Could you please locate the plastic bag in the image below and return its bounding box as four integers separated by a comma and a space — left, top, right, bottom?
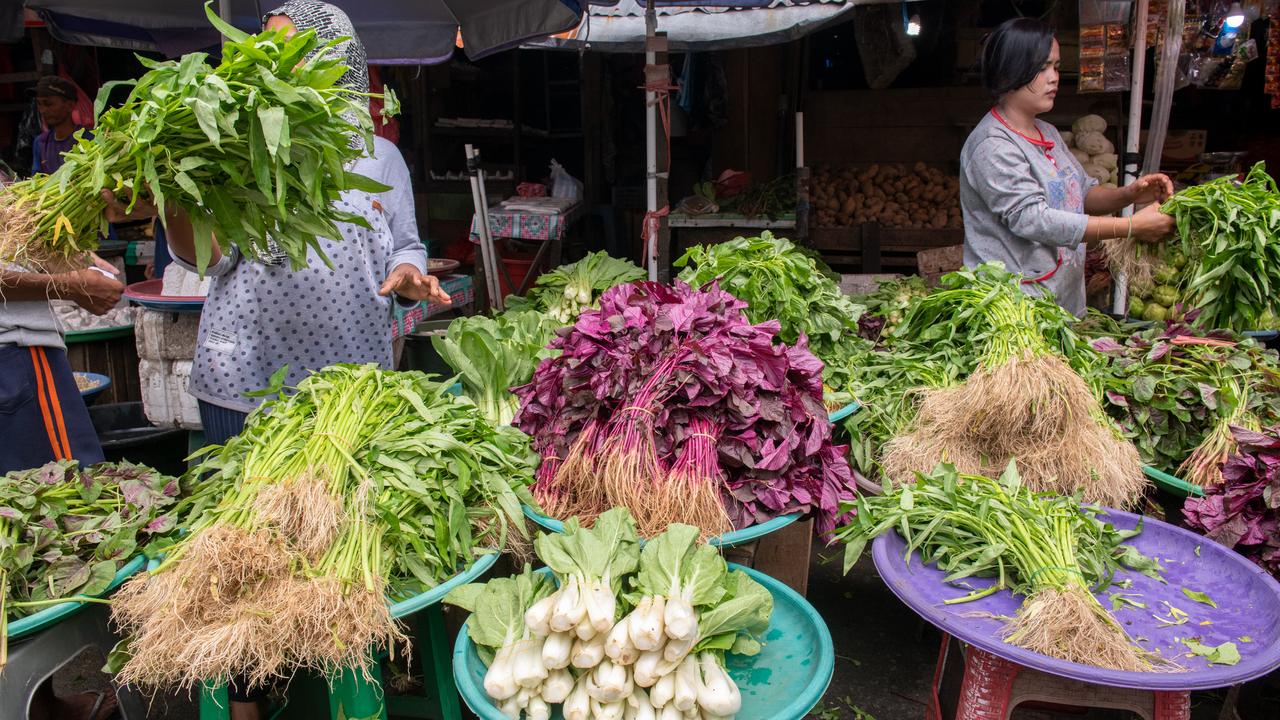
549, 159, 583, 201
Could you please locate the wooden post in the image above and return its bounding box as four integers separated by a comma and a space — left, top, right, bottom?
861, 223, 882, 273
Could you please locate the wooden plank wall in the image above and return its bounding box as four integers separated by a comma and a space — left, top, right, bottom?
803, 86, 1121, 169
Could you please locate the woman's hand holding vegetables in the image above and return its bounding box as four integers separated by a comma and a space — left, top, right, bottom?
1131, 203, 1177, 244
1125, 173, 1175, 206
379, 263, 451, 304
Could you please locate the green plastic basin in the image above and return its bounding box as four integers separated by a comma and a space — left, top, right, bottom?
1143, 465, 1205, 498
452, 563, 834, 720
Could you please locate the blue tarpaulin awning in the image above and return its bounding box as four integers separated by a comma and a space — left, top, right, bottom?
23, 0, 589, 63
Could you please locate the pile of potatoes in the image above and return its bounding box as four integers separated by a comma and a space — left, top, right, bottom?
811, 162, 962, 230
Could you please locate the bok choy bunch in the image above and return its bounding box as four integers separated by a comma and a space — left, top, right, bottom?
433, 310, 561, 426
447, 508, 772, 720
504, 251, 646, 324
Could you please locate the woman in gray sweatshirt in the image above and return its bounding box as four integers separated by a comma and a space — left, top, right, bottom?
960, 17, 1176, 316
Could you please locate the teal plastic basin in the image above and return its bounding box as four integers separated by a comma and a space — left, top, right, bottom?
828, 400, 861, 423
521, 505, 799, 549
388, 552, 499, 619
6, 555, 146, 640
452, 563, 834, 720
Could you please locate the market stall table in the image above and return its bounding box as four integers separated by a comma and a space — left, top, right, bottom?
872, 507, 1280, 719
469, 197, 583, 304
452, 563, 834, 720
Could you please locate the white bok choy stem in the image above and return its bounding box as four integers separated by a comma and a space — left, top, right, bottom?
695, 652, 741, 716
535, 508, 642, 639
444, 566, 556, 704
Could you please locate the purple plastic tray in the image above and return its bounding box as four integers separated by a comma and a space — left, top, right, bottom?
872, 507, 1280, 690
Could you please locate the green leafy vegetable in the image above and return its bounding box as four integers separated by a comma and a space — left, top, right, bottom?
1181, 588, 1218, 608
433, 310, 561, 425
111, 364, 537, 691
834, 463, 1170, 671
1, 460, 180, 671
504, 251, 645, 323
1162, 162, 1280, 330
675, 231, 866, 380
1180, 639, 1241, 666
0, 2, 394, 272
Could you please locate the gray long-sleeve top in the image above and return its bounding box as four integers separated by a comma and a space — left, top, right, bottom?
173, 136, 427, 412
960, 111, 1098, 316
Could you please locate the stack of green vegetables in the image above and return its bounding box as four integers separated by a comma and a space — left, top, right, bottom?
835, 463, 1173, 671
0, 4, 395, 273
849, 276, 930, 342
433, 310, 562, 426
1092, 320, 1280, 487
1126, 247, 1190, 323
674, 232, 868, 387
505, 252, 646, 324
1, 460, 179, 670
447, 507, 772, 720
1113, 162, 1280, 330
829, 264, 1143, 508
111, 364, 536, 692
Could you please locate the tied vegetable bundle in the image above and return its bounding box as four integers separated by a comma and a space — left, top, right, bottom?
433, 310, 562, 426
1091, 317, 1280, 487
1183, 424, 1280, 578
446, 508, 771, 720
835, 464, 1174, 671
879, 264, 1145, 508
505, 252, 646, 324
513, 281, 858, 539
111, 364, 536, 691
0, 4, 394, 273
0, 461, 179, 670
674, 232, 866, 384
1110, 162, 1280, 330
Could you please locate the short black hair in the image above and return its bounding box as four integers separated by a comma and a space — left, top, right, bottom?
981, 17, 1055, 98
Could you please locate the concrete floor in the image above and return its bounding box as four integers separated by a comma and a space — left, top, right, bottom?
45, 541, 1280, 720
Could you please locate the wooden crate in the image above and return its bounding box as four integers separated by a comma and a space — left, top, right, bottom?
918, 244, 965, 287
811, 224, 963, 275
65, 334, 142, 405
839, 273, 903, 296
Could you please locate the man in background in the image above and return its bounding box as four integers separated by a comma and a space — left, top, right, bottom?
31, 75, 85, 174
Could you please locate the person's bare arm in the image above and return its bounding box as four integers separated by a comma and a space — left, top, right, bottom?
1084, 174, 1176, 216
0, 266, 124, 314
1081, 203, 1176, 244
99, 190, 219, 267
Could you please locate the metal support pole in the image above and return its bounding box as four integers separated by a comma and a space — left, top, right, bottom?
644, 0, 659, 280
466, 144, 504, 311
1114, 0, 1151, 316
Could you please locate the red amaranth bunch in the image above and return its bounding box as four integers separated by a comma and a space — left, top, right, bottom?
514, 280, 858, 537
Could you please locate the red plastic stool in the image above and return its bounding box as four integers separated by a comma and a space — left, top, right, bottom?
930, 634, 1191, 720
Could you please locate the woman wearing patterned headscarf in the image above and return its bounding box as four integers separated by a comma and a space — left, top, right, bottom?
104, 8, 446, 713
110, 1, 447, 433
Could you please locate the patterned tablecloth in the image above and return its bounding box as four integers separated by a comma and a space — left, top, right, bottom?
392, 274, 473, 339
469, 201, 583, 244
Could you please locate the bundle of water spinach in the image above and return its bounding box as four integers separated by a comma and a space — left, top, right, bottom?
0, 3, 395, 272
834, 463, 1178, 672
